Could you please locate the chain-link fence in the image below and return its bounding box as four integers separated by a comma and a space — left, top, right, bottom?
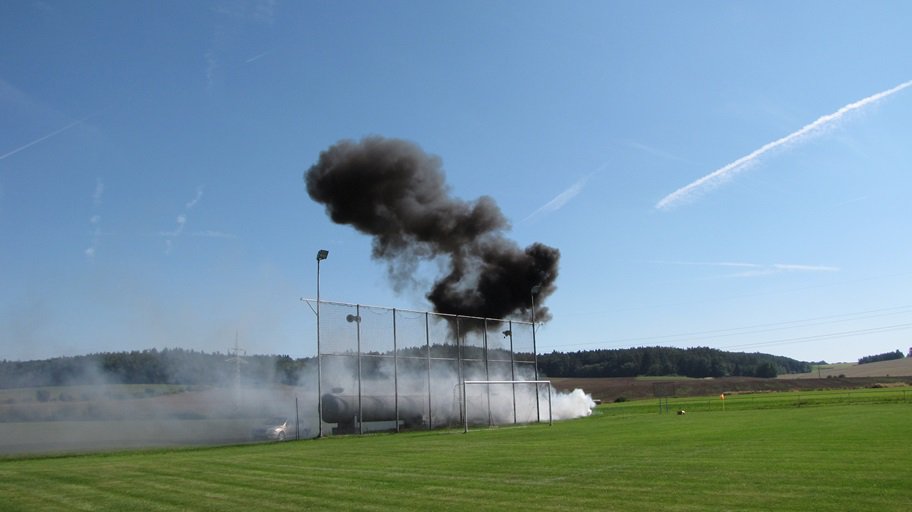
311, 300, 541, 435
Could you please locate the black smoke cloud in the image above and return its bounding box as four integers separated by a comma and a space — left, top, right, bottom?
305, 136, 559, 322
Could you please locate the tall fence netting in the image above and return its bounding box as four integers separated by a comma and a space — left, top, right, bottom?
314, 300, 542, 435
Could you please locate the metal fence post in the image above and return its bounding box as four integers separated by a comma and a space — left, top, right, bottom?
356, 304, 363, 435
508, 320, 516, 425
393, 308, 399, 433
425, 312, 432, 430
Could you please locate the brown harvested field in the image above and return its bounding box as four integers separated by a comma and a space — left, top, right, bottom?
781, 357, 912, 379
551, 374, 912, 403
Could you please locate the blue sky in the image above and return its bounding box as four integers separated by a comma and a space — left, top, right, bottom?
2, 1, 910, 363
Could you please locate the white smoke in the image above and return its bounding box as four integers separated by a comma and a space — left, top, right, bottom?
0, 353, 319, 455
548, 388, 597, 420
313, 353, 595, 432
656, 79, 912, 210
0, 351, 596, 455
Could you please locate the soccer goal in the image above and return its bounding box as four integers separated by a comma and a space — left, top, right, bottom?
653, 381, 676, 414
461, 380, 553, 433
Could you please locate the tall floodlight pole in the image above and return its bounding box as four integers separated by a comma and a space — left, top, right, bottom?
316, 249, 329, 437
531, 284, 542, 422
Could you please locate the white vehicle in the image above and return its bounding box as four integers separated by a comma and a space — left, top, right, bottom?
251, 417, 291, 441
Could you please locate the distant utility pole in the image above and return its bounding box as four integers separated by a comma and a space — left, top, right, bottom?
226, 332, 247, 409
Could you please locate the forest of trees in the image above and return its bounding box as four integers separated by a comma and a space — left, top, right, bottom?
0, 345, 813, 389
858, 350, 905, 365
537, 346, 811, 379
0, 349, 311, 389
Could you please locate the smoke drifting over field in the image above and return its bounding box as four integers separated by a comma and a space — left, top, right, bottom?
0, 353, 320, 455
305, 136, 560, 322
1, 137, 581, 455
0, 351, 593, 455
318, 352, 595, 431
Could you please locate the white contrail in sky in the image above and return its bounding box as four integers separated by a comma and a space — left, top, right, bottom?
162, 187, 205, 253
522, 173, 593, 223
656, 79, 912, 210
185, 186, 204, 209
0, 113, 95, 161
85, 178, 104, 260
92, 177, 105, 207
653, 260, 840, 277
245, 50, 272, 64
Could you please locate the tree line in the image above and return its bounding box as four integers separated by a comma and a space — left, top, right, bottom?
0, 345, 815, 389
0, 348, 312, 389
857, 350, 905, 365
537, 346, 812, 379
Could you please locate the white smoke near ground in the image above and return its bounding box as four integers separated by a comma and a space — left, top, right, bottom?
0, 353, 319, 455
313, 346, 594, 434
656, 79, 912, 210
1, 300, 595, 454
0, 347, 595, 455
305, 303, 595, 434
550, 388, 597, 419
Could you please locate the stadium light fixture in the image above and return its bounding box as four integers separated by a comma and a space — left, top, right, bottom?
316, 249, 329, 437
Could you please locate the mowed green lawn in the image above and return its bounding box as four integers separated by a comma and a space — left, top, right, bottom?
1, 395, 910, 511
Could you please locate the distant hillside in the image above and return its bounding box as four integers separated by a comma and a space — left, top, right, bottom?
0, 349, 312, 389
1, 345, 815, 389
538, 346, 810, 379
780, 357, 912, 379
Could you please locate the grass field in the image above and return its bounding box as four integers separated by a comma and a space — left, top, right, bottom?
612, 386, 911, 415
1, 390, 910, 511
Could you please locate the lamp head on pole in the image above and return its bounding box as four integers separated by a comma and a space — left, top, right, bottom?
531, 284, 541, 295
316, 249, 329, 261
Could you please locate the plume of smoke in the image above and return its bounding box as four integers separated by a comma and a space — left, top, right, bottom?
305, 136, 560, 322
656, 79, 912, 210
549, 388, 597, 419
0, 348, 594, 454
